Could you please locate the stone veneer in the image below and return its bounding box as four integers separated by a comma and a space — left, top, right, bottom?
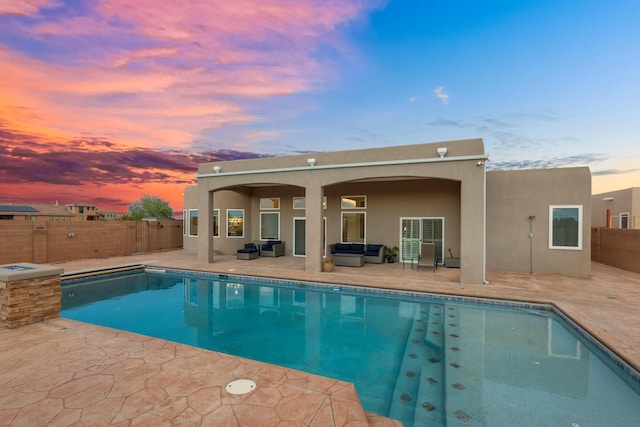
0, 263, 63, 329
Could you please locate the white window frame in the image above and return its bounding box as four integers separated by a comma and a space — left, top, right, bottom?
212, 209, 220, 238
549, 205, 583, 250
260, 212, 280, 240
341, 195, 366, 209
293, 196, 328, 210
619, 212, 630, 229
183, 210, 187, 236
341, 211, 366, 243
293, 197, 306, 210
227, 209, 245, 238
188, 209, 198, 237
260, 197, 280, 210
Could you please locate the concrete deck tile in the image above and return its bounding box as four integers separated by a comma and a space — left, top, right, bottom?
172, 407, 203, 426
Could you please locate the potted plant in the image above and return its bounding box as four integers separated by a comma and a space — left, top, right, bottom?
322, 258, 335, 272
384, 245, 399, 263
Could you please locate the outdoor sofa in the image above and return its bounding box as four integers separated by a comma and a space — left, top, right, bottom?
329, 243, 385, 265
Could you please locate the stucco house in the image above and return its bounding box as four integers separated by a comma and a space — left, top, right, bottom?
183, 138, 591, 284
0, 203, 76, 221
591, 187, 640, 229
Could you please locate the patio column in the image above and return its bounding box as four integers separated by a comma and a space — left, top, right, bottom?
305, 184, 324, 273
459, 170, 486, 284
198, 187, 214, 263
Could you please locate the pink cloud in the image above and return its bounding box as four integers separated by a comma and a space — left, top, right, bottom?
0, 0, 56, 16
1, 0, 386, 152
1, 0, 388, 211
100, 0, 366, 40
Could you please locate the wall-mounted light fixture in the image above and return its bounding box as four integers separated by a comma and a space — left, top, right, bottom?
603, 197, 614, 201
213, 166, 222, 174
476, 160, 485, 166
437, 147, 448, 158
307, 158, 317, 167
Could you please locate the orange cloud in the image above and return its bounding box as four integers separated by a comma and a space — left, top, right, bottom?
0, 0, 387, 211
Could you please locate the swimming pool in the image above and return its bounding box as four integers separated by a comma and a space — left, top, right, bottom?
61, 269, 640, 426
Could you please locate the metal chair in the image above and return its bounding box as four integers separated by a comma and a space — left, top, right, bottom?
416, 243, 437, 272
401, 240, 416, 269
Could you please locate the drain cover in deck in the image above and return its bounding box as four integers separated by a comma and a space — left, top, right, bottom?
225, 379, 257, 395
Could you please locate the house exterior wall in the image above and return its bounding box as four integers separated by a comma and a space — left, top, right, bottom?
591, 187, 640, 229
183, 188, 253, 255
190, 139, 487, 283
486, 168, 591, 276
185, 139, 592, 282
65, 203, 100, 221
184, 180, 463, 259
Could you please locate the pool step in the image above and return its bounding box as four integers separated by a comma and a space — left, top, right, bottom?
413, 364, 445, 427
424, 304, 444, 352
441, 305, 486, 427
388, 304, 444, 426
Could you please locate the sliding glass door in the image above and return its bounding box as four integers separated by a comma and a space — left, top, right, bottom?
400, 217, 444, 264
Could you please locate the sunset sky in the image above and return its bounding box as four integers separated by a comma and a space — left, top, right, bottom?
1, 0, 639, 215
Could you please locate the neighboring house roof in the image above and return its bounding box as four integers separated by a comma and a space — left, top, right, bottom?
0, 203, 76, 217
65, 202, 98, 208
0, 205, 38, 213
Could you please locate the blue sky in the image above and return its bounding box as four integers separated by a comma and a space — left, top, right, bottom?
197, 0, 640, 182
1, 0, 638, 211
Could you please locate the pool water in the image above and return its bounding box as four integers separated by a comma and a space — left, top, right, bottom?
61, 270, 640, 427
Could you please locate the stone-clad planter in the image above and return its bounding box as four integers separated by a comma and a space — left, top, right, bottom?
0, 263, 63, 329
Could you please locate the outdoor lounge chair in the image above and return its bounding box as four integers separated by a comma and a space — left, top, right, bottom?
260, 240, 285, 257
416, 243, 437, 272
237, 243, 258, 260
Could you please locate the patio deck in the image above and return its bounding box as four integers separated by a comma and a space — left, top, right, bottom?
2, 250, 639, 426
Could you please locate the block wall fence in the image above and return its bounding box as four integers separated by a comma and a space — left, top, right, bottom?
0, 219, 183, 265
591, 227, 640, 274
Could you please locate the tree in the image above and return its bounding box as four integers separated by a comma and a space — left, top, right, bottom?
122, 195, 173, 220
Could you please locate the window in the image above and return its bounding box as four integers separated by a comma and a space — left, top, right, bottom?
183, 210, 187, 236
227, 209, 244, 237
212, 209, 220, 237
293, 197, 327, 210
188, 209, 198, 236
260, 212, 280, 240
260, 198, 280, 210
293, 197, 305, 210
549, 205, 582, 250
620, 212, 630, 229
342, 212, 366, 243
341, 195, 366, 209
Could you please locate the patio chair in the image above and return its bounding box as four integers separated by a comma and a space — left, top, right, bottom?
401, 240, 416, 269
260, 240, 285, 257
416, 243, 437, 272
237, 243, 258, 260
